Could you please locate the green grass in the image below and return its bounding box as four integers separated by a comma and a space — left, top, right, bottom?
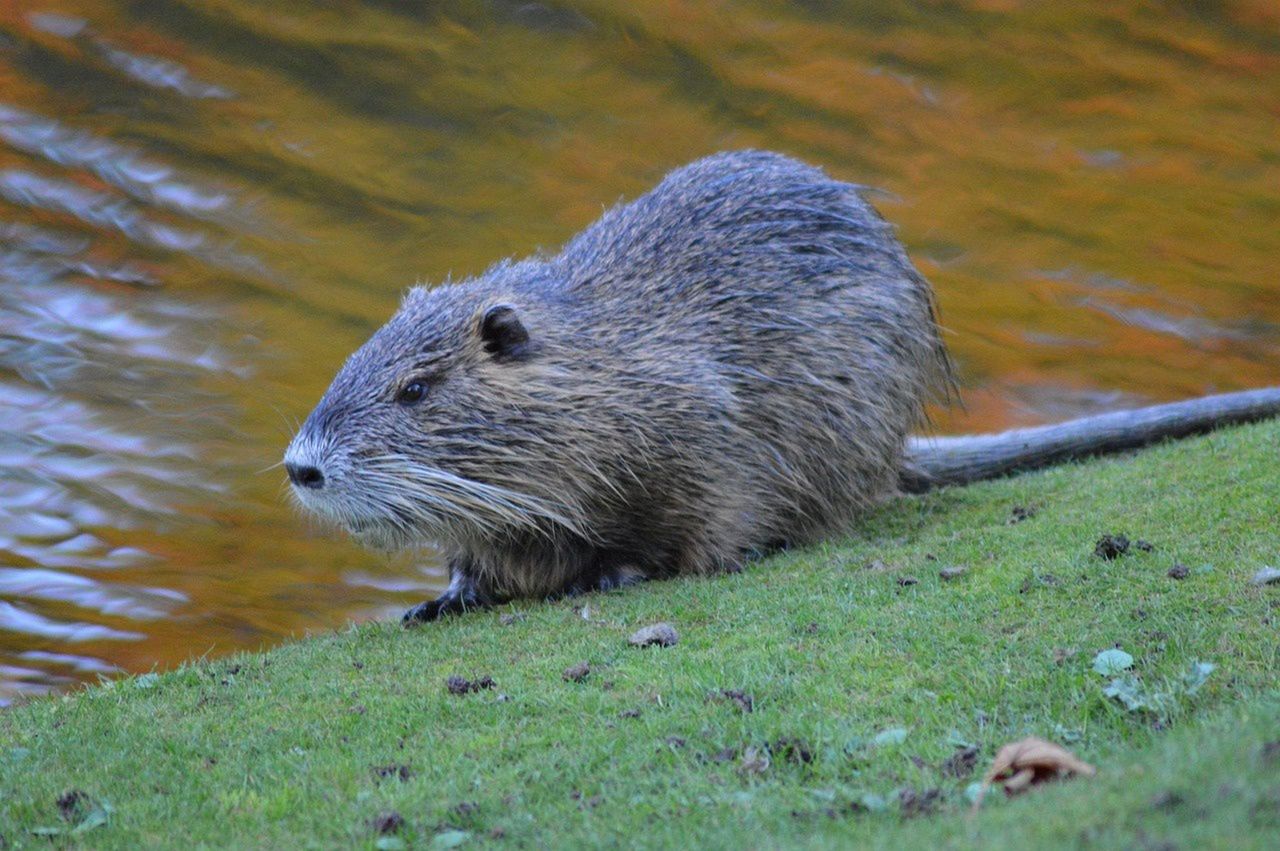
3, 421, 1280, 849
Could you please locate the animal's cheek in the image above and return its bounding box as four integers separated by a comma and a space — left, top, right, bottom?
390, 415, 450, 458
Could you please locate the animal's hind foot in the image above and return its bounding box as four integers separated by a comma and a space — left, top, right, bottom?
562, 566, 649, 597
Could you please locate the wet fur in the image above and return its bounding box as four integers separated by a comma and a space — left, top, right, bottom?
285, 151, 953, 620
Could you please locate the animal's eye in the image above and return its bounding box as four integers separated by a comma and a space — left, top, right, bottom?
397, 381, 427, 406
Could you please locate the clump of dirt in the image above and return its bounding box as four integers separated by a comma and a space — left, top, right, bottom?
371, 811, 405, 835
939, 565, 967, 581
1135, 540, 1155, 552
710, 689, 754, 713
56, 790, 90, 822
898, 787, 942, 818
628, 622, 678, 647
1008, 504, 1038, 524
563, 662, 591, 683
1167, 564, 1190, 580
896, 575, 919, 587
1094, 534, 1131, 560
942, 745, 980, 779
446, 675, 495, 695
499, 612, 527, 625
371, 765, 414, 783
770, 737, 814, 764
619, 708, 641, 719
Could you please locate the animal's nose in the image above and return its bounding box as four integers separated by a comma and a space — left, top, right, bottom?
286, 462, 325, 490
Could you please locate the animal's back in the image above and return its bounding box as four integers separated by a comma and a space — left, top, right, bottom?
553, 150, 952, 543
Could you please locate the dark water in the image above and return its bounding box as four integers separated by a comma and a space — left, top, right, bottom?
1, 0, 1278, 702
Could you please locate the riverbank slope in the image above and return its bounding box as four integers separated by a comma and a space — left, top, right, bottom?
3, 420, 1279, 848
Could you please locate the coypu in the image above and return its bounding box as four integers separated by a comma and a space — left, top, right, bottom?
284, 150, 1280, 623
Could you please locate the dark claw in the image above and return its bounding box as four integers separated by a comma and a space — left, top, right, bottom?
402, 583, 494, 626
401, 596, 460, 625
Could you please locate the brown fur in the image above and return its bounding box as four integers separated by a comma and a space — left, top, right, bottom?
284, 150, 953, 620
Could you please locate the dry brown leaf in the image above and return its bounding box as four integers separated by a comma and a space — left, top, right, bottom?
973, 737, 1095, 809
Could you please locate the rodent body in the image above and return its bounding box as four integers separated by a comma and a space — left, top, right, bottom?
286, 150, 953, 620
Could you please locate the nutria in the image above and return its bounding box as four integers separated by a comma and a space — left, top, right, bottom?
284, 150, 1280, 622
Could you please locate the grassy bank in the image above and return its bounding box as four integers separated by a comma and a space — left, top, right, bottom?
3, 421, 1280, 848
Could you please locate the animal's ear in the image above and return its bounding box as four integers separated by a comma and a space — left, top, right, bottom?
478, 304, 531, 360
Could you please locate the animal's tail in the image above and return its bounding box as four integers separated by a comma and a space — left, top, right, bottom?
900, 387, 1280, 493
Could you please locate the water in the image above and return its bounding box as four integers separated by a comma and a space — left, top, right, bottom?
1, 0, 1277, 702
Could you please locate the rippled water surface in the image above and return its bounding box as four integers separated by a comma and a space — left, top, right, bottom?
2, 0, 1278, 701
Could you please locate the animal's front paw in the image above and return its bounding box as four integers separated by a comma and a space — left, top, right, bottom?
401, 596, 458, 625
402, 567, 497, 626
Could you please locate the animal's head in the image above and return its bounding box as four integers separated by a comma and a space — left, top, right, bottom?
283, 273, 585, 550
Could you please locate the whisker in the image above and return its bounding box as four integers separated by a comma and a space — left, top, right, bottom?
257, 458, 286, 475
358, 454, 588, 543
